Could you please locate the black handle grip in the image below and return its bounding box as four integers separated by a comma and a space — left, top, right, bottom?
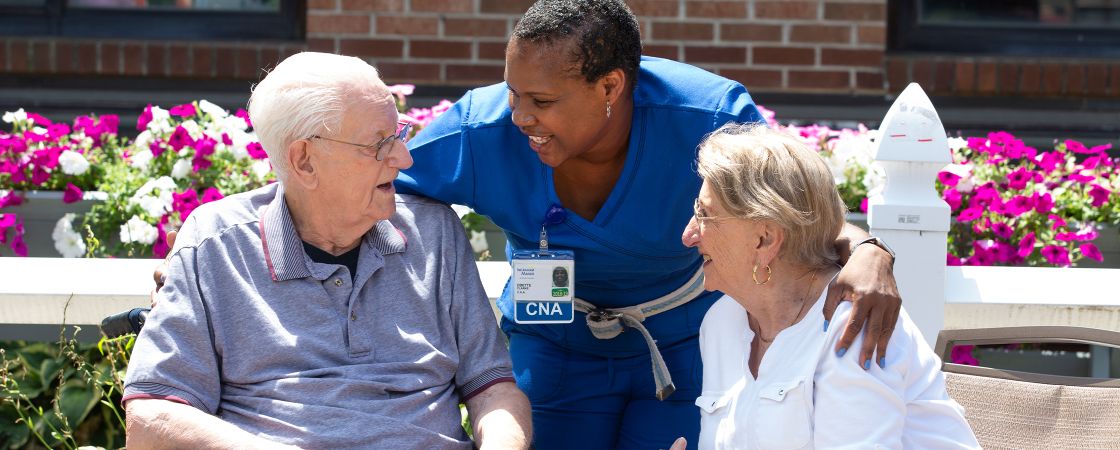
100, 308, 150, 338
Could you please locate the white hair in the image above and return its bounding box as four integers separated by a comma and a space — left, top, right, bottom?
248, 52, 388, 182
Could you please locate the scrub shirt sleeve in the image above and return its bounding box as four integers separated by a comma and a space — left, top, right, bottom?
122, 245, 222, 414
396, 91, 479, 208
717, 83, 765, 127
444, 207, 514, 400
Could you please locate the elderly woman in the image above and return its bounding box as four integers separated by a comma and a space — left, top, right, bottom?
680, 124, 979, 449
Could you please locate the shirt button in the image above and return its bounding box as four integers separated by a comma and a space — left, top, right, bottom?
350, 312, 357, 321
334, 278, 343, 287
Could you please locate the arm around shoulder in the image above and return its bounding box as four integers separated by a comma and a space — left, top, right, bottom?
126, 398, 298, 450
464, 381, 532, 450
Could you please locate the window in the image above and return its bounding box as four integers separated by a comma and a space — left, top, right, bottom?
0, 0, 303, 40
889, 0, 1120, 57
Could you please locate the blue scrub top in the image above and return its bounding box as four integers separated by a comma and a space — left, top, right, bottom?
397, 56, 762, 357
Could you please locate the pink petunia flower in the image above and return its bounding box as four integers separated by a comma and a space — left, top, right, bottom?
947, 253, 964, 266
1017, 232, 1036, 259
235, 109, 252, 128
938, 171, 961, 187
0, 191, 23, 209
172, 189, 200, 222
951, 345, 979, 366
1005, 167, 1032, 190
990, 222, 1013, 239
943, 188, 961, 211
1041, 245, 1071, 266
62, 183, 83, 204
168, 126, 195, 152
246, 142, 268, 160
1088, 184, 1111, 208
1080, 243, 1104, 262
1048, 214, 1067, 230
201, 187, 224, 204
169, 103, 197, 118
859, 197, 868, 213
958, 207, 983, 222
1035, 151, 1064, 173
1033, 192, 1054, 215
1003, 195, 1035, 217
137, 104, 154, 131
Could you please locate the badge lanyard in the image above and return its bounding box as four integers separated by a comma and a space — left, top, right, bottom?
512, 204, 575, 324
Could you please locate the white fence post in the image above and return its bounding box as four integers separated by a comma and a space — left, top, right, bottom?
868, 83, 952, 347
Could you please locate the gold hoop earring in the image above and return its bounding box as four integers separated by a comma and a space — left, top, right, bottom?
606, 102, 612, 120
752, 264, 771, 285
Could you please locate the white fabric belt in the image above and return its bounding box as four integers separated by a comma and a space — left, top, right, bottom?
573, 267, 706, 401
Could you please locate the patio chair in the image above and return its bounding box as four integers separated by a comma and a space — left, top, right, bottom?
935, 326, 1120, 450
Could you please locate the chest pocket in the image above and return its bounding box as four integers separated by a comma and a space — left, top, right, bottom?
696, 392, 735, 450
753, 378, 812, 450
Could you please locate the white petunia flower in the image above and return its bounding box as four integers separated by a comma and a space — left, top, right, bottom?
947, 136, 967, 151
222, 115, 249, 132
171, 159, 192, 179
180, 120, 202, 139
251, 159, 272, 179
119, 215, 158, 245
134, 196, 169, 218
469, 230, 489, 254
134, 130, 154, 150
147, 106, 172, 134
129, 149, 153, 170
58, 150, 91, 175
52, 214, 86, 258
2, 108, 27, 124
450, 204, 473, 219
198, 100, 228, 119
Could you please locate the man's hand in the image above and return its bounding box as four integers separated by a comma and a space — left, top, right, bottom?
464, 381, 532, 450
823, 225, 902, 370
150, 230, 177, 307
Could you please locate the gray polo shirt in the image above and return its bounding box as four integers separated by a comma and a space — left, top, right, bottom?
123, 182, 513, 449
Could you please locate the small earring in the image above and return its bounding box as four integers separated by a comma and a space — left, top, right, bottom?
752, 264, 771, 285
606, 102, 612, 120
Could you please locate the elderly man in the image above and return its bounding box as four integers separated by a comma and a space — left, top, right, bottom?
122, 52, 531, 449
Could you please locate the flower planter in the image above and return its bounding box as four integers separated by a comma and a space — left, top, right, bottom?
1, 190, 106, 257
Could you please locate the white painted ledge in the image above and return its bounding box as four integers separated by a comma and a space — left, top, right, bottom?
945, 266, 1120, 331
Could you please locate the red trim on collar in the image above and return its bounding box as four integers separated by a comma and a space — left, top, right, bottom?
395, 226, 407, 246
259, 205, 278, 281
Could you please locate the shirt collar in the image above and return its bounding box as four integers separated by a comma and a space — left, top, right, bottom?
259, 184, 406, 282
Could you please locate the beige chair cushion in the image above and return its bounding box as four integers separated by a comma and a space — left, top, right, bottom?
946, 371, 1120, 449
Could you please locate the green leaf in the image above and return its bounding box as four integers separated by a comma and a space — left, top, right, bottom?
0, 405, 31, 449
57, 379, 99, 427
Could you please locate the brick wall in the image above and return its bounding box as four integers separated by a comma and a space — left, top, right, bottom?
886, 55, 1120, 98
3, 0, 1120, 101
305, 0, 889, 93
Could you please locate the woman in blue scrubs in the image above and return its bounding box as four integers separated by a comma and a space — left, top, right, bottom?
397, 1, 902, 448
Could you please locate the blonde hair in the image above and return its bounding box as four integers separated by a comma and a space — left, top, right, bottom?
248, 52, 388, 182
697, 123, 845, 269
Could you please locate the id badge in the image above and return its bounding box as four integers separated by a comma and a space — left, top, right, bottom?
511, 249, 575, 324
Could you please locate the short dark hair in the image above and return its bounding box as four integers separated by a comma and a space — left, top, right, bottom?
512, 0, 642, 92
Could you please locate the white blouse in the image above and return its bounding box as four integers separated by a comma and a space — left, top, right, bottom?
696, 292, 979, 450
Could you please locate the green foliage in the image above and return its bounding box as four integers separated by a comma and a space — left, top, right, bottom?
0, 330, 133, 450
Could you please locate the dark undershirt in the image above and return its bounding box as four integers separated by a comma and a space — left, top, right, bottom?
302, 241, 361, 282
